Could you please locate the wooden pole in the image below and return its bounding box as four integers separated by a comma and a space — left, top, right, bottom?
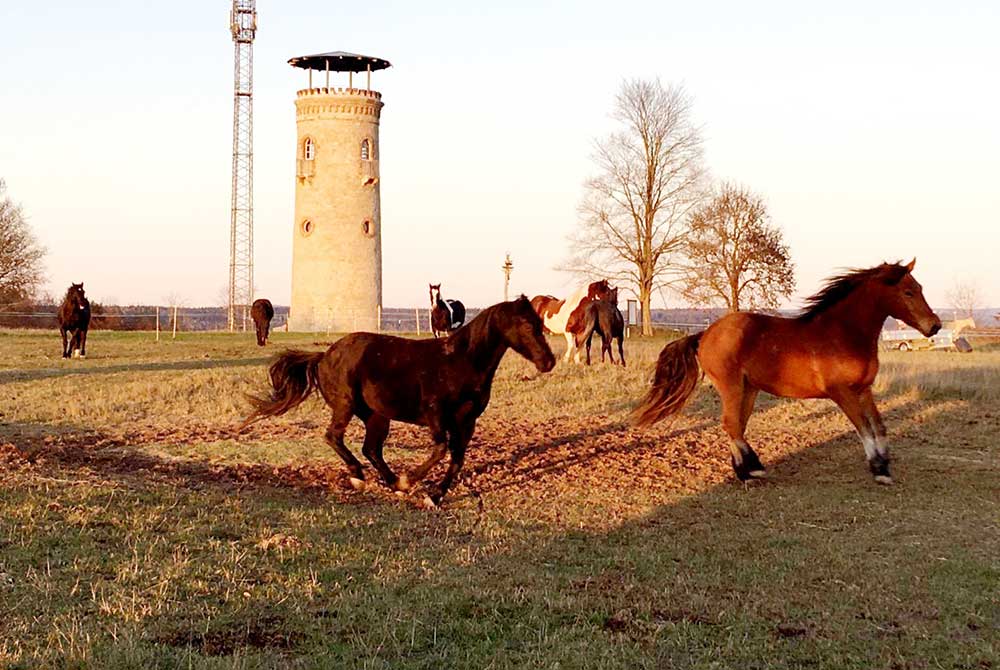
415, 308, 420, 336
366, 64, 371, 90
172, 305, 178, 339
349, 71, 353, 89
325, 59, 329, 89
155, 306, 160, 341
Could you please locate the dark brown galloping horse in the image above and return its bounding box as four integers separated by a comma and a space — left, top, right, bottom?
251, 298, 274, 346
632, 260, 941, 484
58, 283, 91, 359
242, 296, 556, 506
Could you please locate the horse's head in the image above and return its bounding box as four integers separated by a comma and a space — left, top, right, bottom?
67, 283, 87, 308
878, 259, 941, 337
587, 279, 613, 301
429, 283, 441, 306
501, 296, 556, 373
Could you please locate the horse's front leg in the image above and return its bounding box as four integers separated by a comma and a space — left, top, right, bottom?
829, 386, 891, 484
60, 327, 69, 358
399, 414, 449, 491
79, 328, 88, 358
858, 388, 891, 483
563, 331, 577, 363
425, 420, 475, 508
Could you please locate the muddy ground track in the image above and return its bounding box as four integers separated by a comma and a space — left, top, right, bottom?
2, 397, 960, 508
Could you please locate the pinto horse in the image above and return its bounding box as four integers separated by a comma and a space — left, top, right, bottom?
429, 284, 466, 338
576, 287, 626, 366
58, 283, 91, 359
632, 260, 941, 485
242, 296, 555, 506
251, 298, 274, 346
531, 279, 612, 363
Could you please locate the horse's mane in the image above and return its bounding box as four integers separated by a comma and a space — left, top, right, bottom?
798, 262, 909, 320
445, 297, 530, 359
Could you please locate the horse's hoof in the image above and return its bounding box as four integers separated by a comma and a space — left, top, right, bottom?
748, 469, 768, 479
395, 473, 410, 492
874, 475, 894, 485
348, 477, 366, 491
421, 495, 439, 510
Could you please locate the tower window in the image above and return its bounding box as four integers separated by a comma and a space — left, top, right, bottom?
301, 219, 314, 236
362, 219, 374, 237
303, 137, 315, 160
360, 139, 370, 161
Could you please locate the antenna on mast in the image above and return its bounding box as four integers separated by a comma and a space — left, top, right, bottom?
228, 0, 257, 331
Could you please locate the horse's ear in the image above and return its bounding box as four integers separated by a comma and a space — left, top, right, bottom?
905, 258, 916, 272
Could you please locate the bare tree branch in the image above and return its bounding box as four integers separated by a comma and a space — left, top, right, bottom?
0, 179, 46, 306
561, 80, 706, 334
679, 182, 795, 312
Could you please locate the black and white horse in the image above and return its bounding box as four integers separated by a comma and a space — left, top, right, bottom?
429, 284, 466, 338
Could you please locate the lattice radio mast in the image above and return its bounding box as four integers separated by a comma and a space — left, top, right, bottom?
228, 0, 257, 331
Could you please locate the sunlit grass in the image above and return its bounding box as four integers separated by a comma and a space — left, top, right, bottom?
0, 329, 997, 668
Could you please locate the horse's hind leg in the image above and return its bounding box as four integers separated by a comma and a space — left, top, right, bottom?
617, 336, 626, 367
60, 327, 69, 358
324, 405, 366, 490
79, 329, 88, 358
719, 381, 765, 481
360, 414, 404, 491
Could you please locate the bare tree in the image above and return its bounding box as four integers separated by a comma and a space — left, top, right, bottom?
565, 80, 706, 335
681, 182, 794, 312
945, 280, 982, 320
0, 179, 45, 305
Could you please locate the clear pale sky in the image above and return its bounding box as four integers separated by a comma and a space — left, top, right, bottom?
2, 1, 997, 310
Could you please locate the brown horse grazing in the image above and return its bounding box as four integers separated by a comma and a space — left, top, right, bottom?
58, 283, 91, 359
241, 296, 556, 506
631, 260, 941, 485
251, 298, 274, 346
576, 287, 626, 366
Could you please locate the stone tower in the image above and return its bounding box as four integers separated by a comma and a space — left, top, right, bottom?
287, 51, 391, 332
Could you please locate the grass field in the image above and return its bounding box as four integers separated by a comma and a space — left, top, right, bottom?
1, 328, 998, 669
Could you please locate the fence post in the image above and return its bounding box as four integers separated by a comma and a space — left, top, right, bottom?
415, 308, 420, 336
172, 305, 178, 339
155, 306, 160, 341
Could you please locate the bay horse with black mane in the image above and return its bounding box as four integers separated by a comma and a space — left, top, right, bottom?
242, 296, 555, 507
576, 286, 626, 366
531, 279, 613, 364
429, 283, 466, 338
251, 298, 274, 346
632, 260, 941, 485
58, 283, 91, 359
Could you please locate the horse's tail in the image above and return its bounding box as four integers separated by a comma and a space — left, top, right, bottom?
240, 349, 324, 430
630, 332, 704, 427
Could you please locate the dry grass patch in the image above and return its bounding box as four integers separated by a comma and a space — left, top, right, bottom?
1, 329, 998, 668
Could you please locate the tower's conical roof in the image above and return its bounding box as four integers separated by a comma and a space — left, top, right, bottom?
288, 51, 391, 72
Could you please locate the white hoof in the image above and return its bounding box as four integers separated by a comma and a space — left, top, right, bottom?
748, 470, 768, 479
396, 473, 410, 492
421, 495, 439, 510
874, 475, 894, 486
348, 477, 366, 491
